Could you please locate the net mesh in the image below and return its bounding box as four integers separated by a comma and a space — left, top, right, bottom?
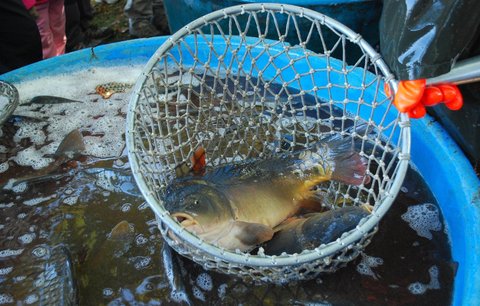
127, 3, 410, 282
0, 81, 19, 126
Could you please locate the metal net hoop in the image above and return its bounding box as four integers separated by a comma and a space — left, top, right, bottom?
0, 81, 19, 126
126, 3, 410, 281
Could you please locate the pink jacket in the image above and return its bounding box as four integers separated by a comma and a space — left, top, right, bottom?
22, 0, 36, 9
34, 0, 49, 6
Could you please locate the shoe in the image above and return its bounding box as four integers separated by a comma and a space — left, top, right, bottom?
129, 19, 161, 38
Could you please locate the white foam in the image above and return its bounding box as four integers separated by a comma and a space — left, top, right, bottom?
103, 288, 114, 297
356, 253, 383, 279
13, 146, 53, 170
18, 233, 36, 245
63, 188, 74, 195
407, 265, 441, 295
2, 180, 15, 191
121, 203, 132, 212
0, 294, 13, 304
31, 246, 49, 258
196, 273, 213, 291
135, 234, 148, 246
0, 249, 24, 258
171, 290, 189, 303
131, 256, 152, 270
12, 182, 27, 193
13, 275, 26, 282
14, 122, 48, 146
15, 65, 142, 101
0, 203, 13, 208
192, 286, 205, 302
0, 162, 8, 173
114, 159, 125, 167
427, 265, 440, 290
217, 283, 228, 299
24, 294, 39, 304
23, 194, 56, 206
0, 267, 13, 275
8, 65, 143, 170
401, 203, 442, 240
63, 196, 78, 206
408, 282, 427, 295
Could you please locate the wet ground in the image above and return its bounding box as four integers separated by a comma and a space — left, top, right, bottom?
0, 65, 455, 305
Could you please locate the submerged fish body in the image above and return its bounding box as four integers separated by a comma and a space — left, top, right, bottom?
24, 95, 82, 106
3, 129, 85, 188
164, 135, 370, 252
263, 206, 370, 255
84, 167, 142, 197
8, 245, 77, 305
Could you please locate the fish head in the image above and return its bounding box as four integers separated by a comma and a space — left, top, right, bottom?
164, 180, 233, 235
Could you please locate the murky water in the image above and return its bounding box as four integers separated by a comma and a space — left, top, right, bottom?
0, 67, 453, 305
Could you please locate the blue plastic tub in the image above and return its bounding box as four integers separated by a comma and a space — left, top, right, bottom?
1, 37, 479, 305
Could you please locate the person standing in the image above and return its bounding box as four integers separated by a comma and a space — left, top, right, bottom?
34, 0, 67, 58
0, 0, 43, 74
124, 0, 161, 37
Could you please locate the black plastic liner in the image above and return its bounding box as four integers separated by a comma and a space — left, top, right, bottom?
379, 0, 480, 171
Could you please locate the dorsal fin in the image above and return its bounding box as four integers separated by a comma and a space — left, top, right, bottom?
54, 129, 86, 157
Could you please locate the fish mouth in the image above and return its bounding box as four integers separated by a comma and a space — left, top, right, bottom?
171, 212, 198, 227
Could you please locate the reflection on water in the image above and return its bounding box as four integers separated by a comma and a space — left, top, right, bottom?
0, 68, 453, 305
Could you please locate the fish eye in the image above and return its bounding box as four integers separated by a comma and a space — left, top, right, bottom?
194, 199, 199, 205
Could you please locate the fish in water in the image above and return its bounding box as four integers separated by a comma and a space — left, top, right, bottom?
23, 95, 82, 106
108, 220, 135, 242
161, 244, 192, 305
95, 82, 133, 99
164, 134, 370, 252
7, 244, 77, 305
84, 167, 142, 198
262, 206, 370, 255
4, 129, 85, 188
84, 220, 135, 274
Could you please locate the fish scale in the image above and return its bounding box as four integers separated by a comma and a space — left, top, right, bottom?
164, 135, 369, 252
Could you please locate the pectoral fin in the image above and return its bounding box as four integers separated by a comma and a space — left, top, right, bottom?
232, 221, 274, 246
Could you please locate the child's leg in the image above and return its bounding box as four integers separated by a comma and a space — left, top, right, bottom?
49, 0, 67, 56
35, 2, 56, 58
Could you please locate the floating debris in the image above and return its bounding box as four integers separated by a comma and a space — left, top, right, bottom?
95, 82, 133, 99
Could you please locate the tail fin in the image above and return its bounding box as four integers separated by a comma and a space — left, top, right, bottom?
331, 148, 370, 185
325, 135, 370, 186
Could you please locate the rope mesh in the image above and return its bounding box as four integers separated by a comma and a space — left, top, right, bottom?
127, 3, 410, 282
